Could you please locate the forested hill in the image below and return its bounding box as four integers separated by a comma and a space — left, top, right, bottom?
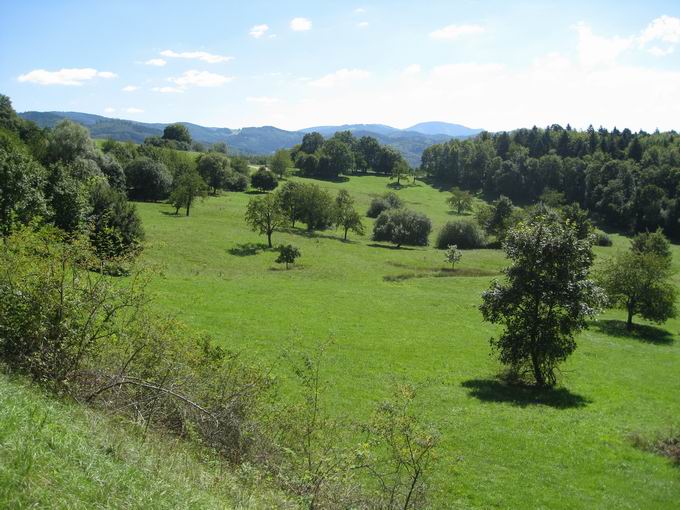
421, 125, 680, 238
19, 111, 479, 164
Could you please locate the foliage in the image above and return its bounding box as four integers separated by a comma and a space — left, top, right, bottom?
245, 194, 286, 247
125, 157, 172, 201
162, 123, 192, 145
444, 245, 462, 269
373, 209, 432, 248
593, 231, 613, 246
367, 192, 403, 218
480, 213, 605, 386
271, 149, 293, 179
223, 170, 249, 192
447, 186, 473, 214
197, 152, 230, 194
277, 181, 305, 227
297, 184, 334, 232
275, 244, 301, 269
251, 166, 279, 192
435, 220, 486, 250
333, 189, 364, 241
476, 195, 517, 242
169, 170, 208, 216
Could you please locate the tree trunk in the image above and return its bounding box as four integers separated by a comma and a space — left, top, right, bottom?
267, 231, 272, 248
531, 352, 545, 386
185, 198, 192, 217
626, 306, 634, 331
344, 227, 348, 241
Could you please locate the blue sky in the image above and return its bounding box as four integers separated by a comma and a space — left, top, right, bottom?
2, 0, 680, 131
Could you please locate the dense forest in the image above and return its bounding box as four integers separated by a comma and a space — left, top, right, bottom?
421, 125, 680, 238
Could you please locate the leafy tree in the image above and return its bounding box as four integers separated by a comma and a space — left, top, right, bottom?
390, 158, 410, 186
275, 244, 300, 269
600, 233, 676, 330
447, 187, 473, 214
44, 163, 89, 232
212, 141, 228, 154
245, 193, 286, 247
230, 156, 249, 175
300, 132, 324, 154
0, 146, 47, 237
334, 189, 364, 241
197, 152, 230, 194
251, 166, 279, 192
298, 184, 334, 232
125, 157, 172, 201
367, 192, 403, 218
561, 202, 592, 239
476, 195, 516, 242
88, 182, 144, 258
162, 123, 192, 144
436, 220, 485, 249
223, 171, 249, 192
169, 170, 208, 216
445, 245, 462, 270
480, 214, 605, 386
373, 209, 432, 248
277, 181, 305, 227
271, 149, 293, 179
46, 120, 97, 164
319, 139, 354, 178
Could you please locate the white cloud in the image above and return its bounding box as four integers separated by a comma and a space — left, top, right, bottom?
429, 24, 485, 40
145, 58, 167, 67
402, 64, 421, 75
354, 7, 365, 14
168, 70, 233, 88
572, 22, 632, 67
160, 50, 233, 64
104, 107, 116, 114
357, 21, 369, 29
17, 68, 117, 86
152, 86, 184, 93
122, 85, 139, 92
246, 96, 279, 104
249, 24, 269, 38
309, 68, 370, 88
290, 17, 312, 31
638, 15, 680, 56
126, 107, 143, 114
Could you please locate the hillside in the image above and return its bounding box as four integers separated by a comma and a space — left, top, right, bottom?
19, 111, 479, 165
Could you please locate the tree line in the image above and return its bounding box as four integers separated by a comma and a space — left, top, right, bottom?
421, 124, 680, 238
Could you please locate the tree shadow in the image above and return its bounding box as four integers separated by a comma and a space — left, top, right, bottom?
590, 319, 674, 345
461, 378, 591, 409
227, 242, 270, 257
446, 210, 472, 216
160, 210, 182, 217
368, 243, 415, 251
245, 190, 268, 195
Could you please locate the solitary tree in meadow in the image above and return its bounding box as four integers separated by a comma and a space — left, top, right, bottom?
447, 187, 473, 214
169, 170, 208, 216
275, 244, 300, 269
445, 245, 462, 270
390, 159, 410, 186
270, 149, 293, 179
334, 189, 364, 241
480, 213, 605, 386
245, 193, 286, 247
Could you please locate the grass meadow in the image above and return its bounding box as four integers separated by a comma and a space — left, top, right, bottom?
127, 174, 680, 508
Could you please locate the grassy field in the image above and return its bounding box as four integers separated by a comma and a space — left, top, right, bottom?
130, 174, 680, 509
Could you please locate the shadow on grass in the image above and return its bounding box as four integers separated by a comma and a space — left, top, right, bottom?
383, 267, 499, 281
368, 243, 415, 251
590, 319, 674, 345
227, 242, 270, 257
245, 190, 268, 195
461, 378, 591, 409
283, 228, 351, 243
160, 210, 183, 217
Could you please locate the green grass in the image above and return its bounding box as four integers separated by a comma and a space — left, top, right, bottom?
0, 374, 293, 509
132, 174, 680, 508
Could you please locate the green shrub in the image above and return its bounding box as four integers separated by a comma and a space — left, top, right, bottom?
593, 231, 612, 246
251, 167, 278, 192
367, 192, 403, 218
373, 208, 431, 247
436, 220, 486, 249
224, 171, 249, 192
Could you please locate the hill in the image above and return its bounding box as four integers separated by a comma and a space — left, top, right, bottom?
19, 111, 479, 165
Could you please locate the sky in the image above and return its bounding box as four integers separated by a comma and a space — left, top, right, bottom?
2, 0, 680, 132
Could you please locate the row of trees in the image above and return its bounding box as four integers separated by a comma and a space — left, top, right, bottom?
292, 131, 408, 180
421, 125, 680, 238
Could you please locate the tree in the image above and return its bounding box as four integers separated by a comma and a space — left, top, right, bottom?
0, 146, 47, 237
125, 157, 172, 201
245, 194, 286, 247
334, 189, 364, 241
373, 209, 432, 248
298, 184, 334, 232
162, 123, 192, 145
447, 187, 473, 214
251, 166, 279, 192
390, 159, 410, 186
271, 149, 293, 179
197, 152, 230, 194
480, 214, 605, 386
600, 233, 676, 330
170, 170, 208, 216
46, 120, 97, 164
367, 192, 403, 218
476, 195, 516, 242
300, 132, 324, 154
277, 181, 305, 227
275, 244, 300, 269
445, 245, 462, 270
230, 156, 249, 175
319, 139, 354, 178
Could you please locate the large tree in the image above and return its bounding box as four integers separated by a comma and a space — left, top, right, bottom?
197, 152, 230, 194
600, 231, 676, 330
245, 194, 286, 247
480, 213, 605, 386
270, 149, 293, 179
162, 123, 192, 145
170, 170, 208, 217
125, 157, 172, 201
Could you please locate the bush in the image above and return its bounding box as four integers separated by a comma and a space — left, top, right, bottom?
125, 157, 172, 201
251, 166, 278, 192
593, 231, 612, 246
373, 208, 431, 247
224, 171, 249, 192
367, 192, 403, 218
436, 220, 486, 249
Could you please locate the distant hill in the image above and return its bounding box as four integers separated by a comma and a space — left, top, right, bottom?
405, 121, 483, 137
19, 111, 481, 165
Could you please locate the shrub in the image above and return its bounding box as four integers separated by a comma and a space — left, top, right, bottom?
367, 192, 403, 218
251, 167, 278, 192
593, 231, 612, 246
224, 171, 249, 192
436, 220, 486, 249
373, 208, 431, 247
125, 157, 172, 201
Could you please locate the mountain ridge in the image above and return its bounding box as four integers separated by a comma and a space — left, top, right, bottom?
19, 111, 482, 165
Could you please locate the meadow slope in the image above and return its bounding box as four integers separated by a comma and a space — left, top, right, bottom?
135, 175, 680, 509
